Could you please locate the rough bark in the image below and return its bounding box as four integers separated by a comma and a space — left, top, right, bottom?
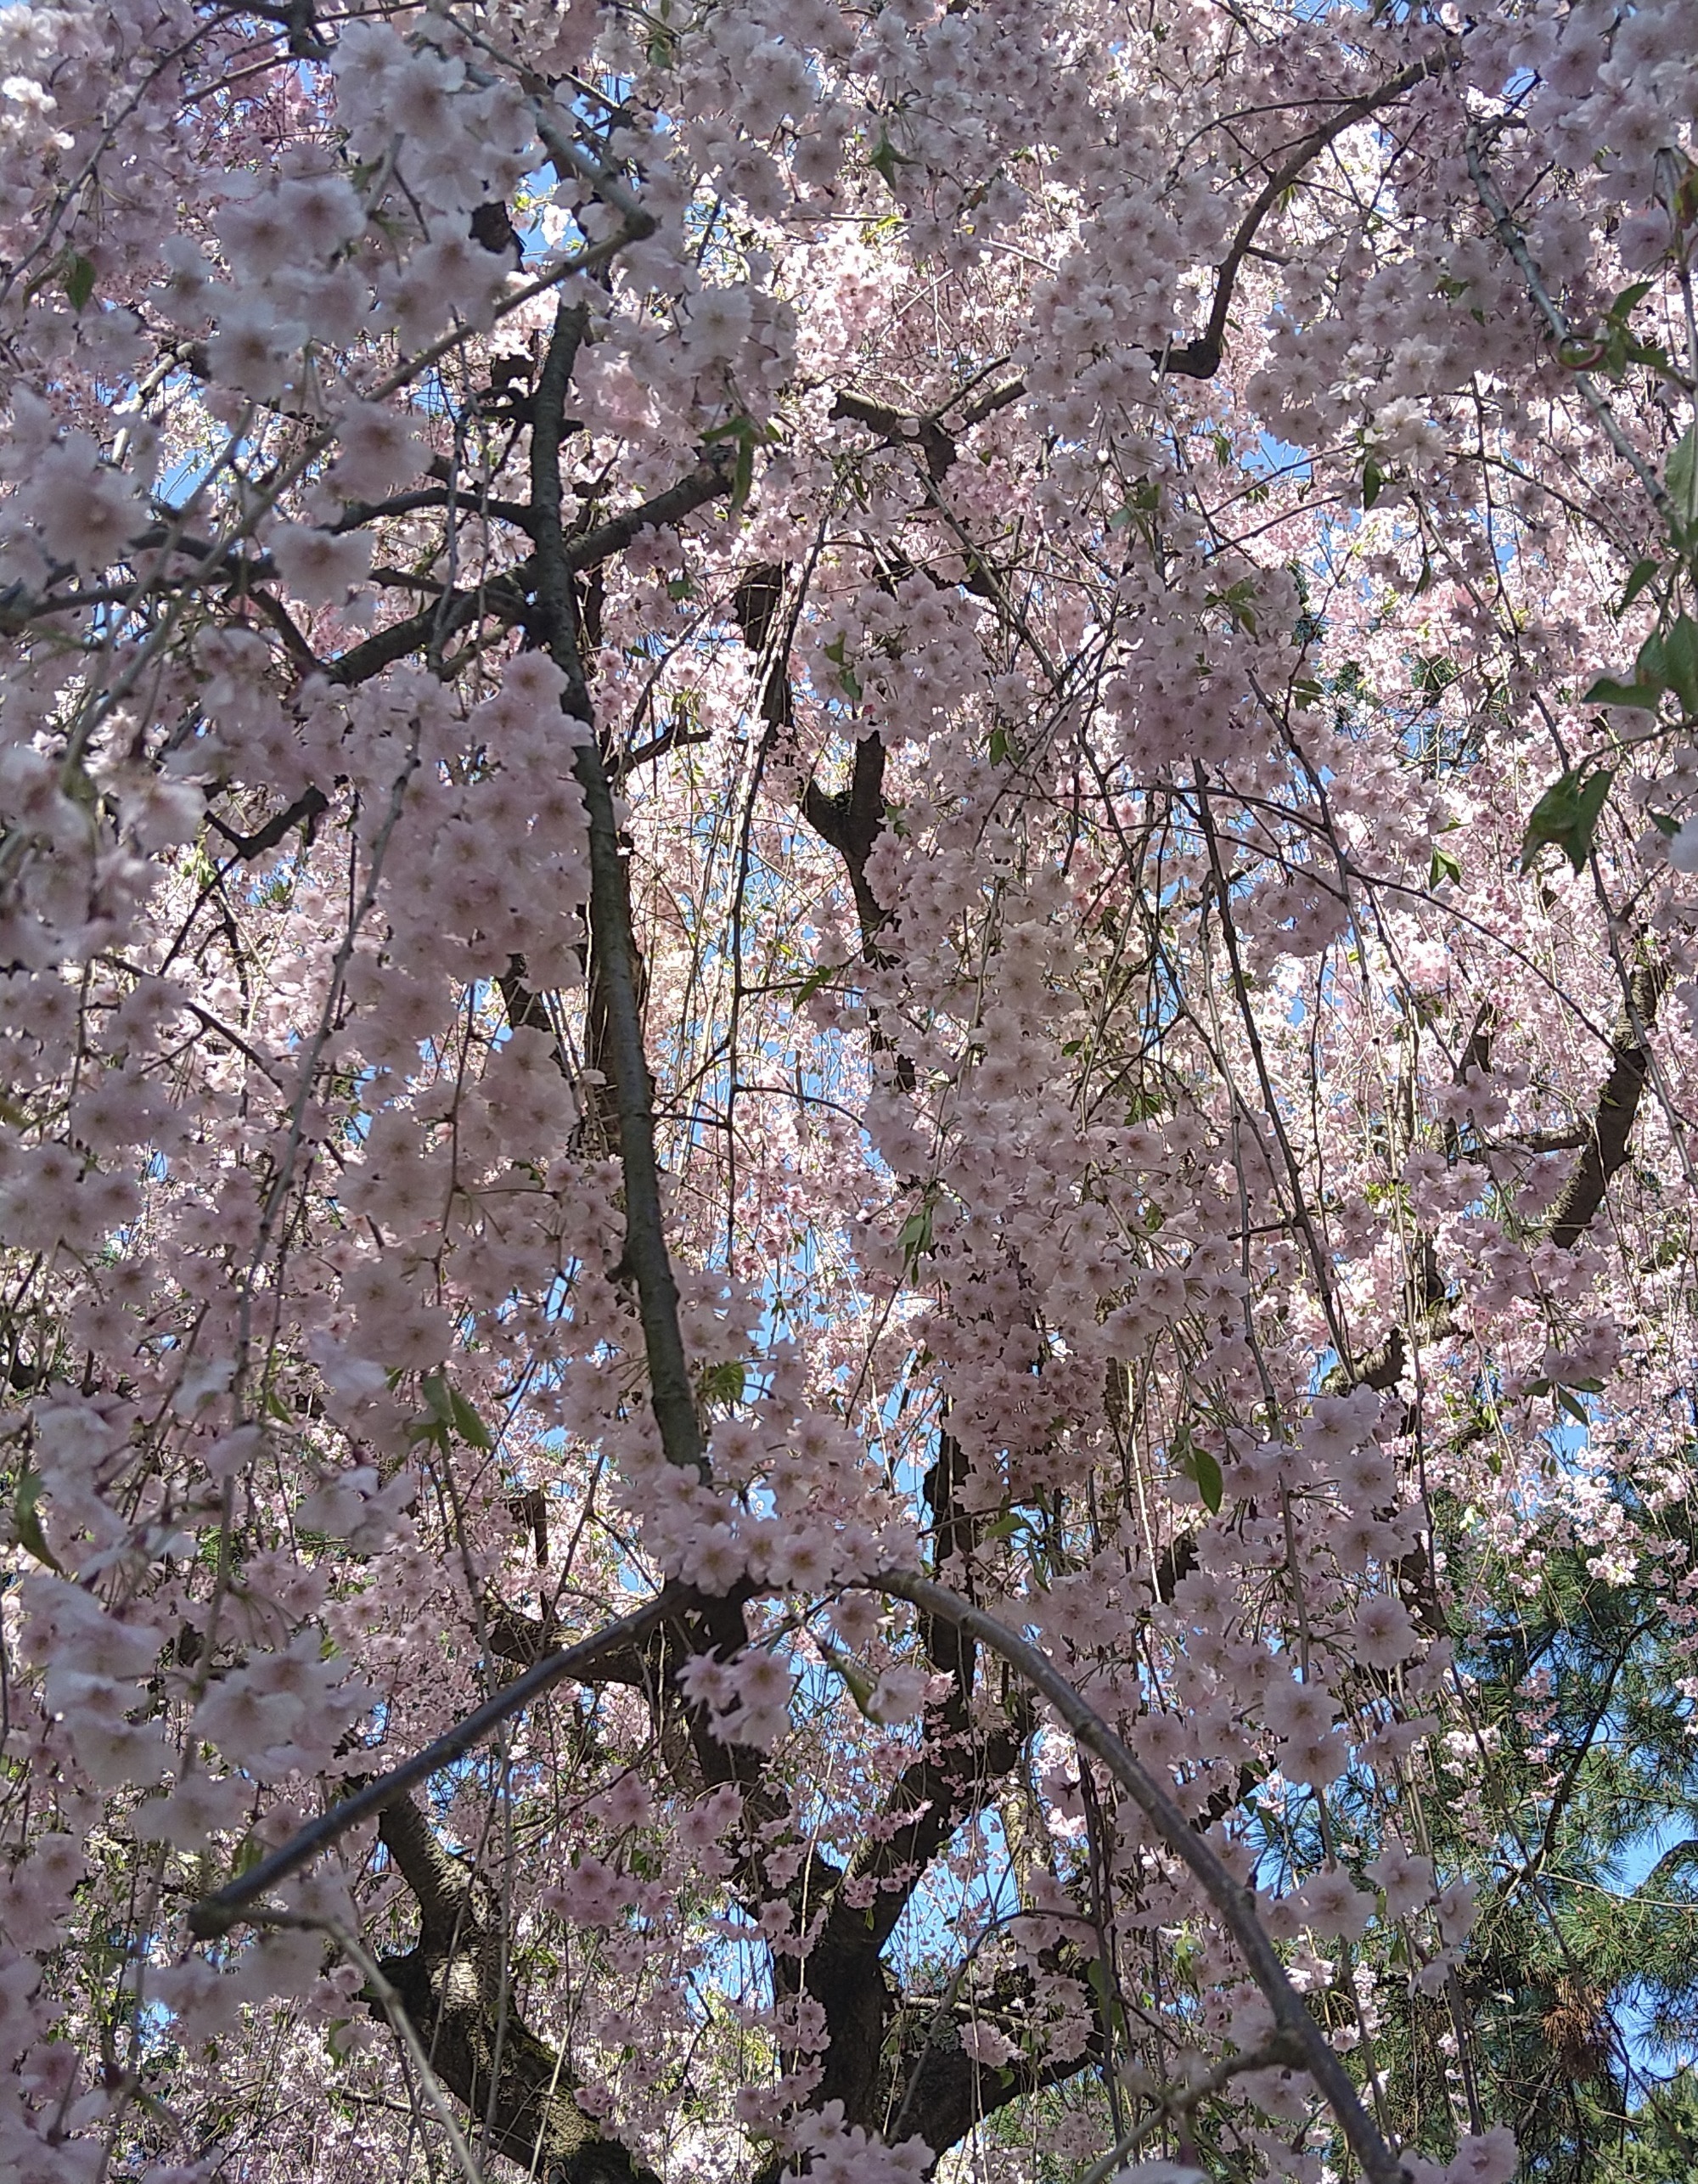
375, 1795, 659, 2184
1545, 960, 1667, 1251
1348, 956, 1664, 1397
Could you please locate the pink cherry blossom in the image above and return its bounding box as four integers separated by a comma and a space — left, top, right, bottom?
3, 3, 1693, 2177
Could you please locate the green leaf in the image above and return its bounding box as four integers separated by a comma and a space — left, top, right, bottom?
1613, 558, 1661, 617
1361, 453, 1386, 509
1170, 1427, 1223, 1514
1110, 478, 1161, 533
816, 1638, 878, 1716
1607, 278, 1656, 323
63, 254, 95, 312
1662, 612, 1698, 714
784, 958, 841, 1004
1555, 1387, 1590, 1424
867, 131, 912, 189
1636, 629, 1671, 688
1650, 811, 1681, 837
897, 1196, 936, 1279
1667, 425, 1697, 516
1520, 766, 1615, 875
1583, 676, 1661, 711
823, 632, 861, 698
13, 1470, 62, 1573
1429, 843, 1463, 889
731, 431, 755, 513
1209, 576, 1259, 633
229, 1832, 265, 1880
417, 1371, 492, 1449
447, 1384, 492, 1450
1084, 1952, 1130, 2041
698, 1359, 746, 1406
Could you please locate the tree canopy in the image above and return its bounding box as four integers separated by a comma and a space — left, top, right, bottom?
3, 2, 1698, 2181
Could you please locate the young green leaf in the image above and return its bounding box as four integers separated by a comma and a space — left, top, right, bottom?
1520, 766, 1615, 875
897, 1196, 936, 1278
698, 1359, 747, 1405
1583, 676, 1662, 711
63, 255, 95, 312
1667, 425, 1697, 517
447, 1383, 493, 1450
1661, 613, 1698, 715
13, 1471, 63, 1573
1612, 557, 1661, 618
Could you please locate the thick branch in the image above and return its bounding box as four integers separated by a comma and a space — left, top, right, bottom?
563, 453, 734, 574
329, 485, 538, 537
1347, 962, 1661, 1396
893, 1953, 1109, 2157
773, 1433, 1030, 2136
1167, 54, 1457, 380
1545, 961, 1666, 1251
325, 568, 533, 689
827, 56, 1457, 478
530, 296, 706, 1478
729, 564, 892, 956
876, 1572, 1411, 2184
375, 1796, 660, 2184
801, 733, 890, 952
827, 1714, 1032, 1960
206, 785, 329, 861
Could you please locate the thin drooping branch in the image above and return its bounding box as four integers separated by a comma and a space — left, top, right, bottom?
1348, 955, 1666, 1402
1165, 53, 1458, 380
188, 1587, 681, 1937
1468, 130, 1673, 519
828, 53, 1459, 478
875, 1571, 1413, 2184
371, 1796, 663, 2184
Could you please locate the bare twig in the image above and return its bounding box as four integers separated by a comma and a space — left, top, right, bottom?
1469, 130, 1673, 518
